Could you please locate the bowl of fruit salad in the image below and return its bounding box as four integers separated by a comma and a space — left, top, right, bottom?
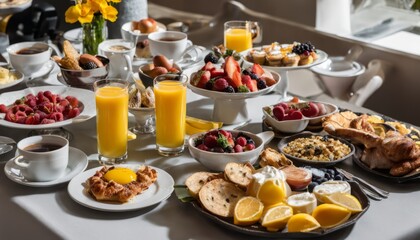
188, 56, 280, 124
263, 99, 338, 133
188, 129, 274, 171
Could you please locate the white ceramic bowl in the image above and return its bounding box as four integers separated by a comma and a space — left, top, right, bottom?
121, 21, 167, 43
188, 130, 275, 171
262, 101, 338, 133
311, 57, 366, 99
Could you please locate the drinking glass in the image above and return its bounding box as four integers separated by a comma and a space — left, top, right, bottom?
224, 21, 254, 53
94, 79, 129, 165
154, 74, 187, 156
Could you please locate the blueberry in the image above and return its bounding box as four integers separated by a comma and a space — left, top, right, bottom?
308, 182, 318, 192
205, 81, 213, 90
257, 80, 267, 89
246, 138, 255, 145
224, 86, 235, 93
242, 69, 251, 75
324, 173, 331, 180
249, 73, 258, 80
334, 175, 344, 181
327, 169, 335, 176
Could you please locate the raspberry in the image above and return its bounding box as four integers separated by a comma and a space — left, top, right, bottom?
236, 136, 247, 147
224, 86, 235, 93
234, 144, 243, 153
204, 135, 218, 148
245, 143, 255, 151
197, 144, 209, 151
213, 78, 229, 91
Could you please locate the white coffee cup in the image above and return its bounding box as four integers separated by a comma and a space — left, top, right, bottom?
6, 42, 52, 77
98, 39, 135, 81
13, 135, 69, 182
148, 31, 195, 61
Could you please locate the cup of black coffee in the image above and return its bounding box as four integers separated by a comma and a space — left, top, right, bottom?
6, 42, 52, 77
13, 135, 69, 182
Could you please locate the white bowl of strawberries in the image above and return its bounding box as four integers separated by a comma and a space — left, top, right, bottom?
188, 129, 275, 171
263, 99, 338, 133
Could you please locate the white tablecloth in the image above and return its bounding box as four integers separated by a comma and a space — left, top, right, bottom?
1, 68, 420, 240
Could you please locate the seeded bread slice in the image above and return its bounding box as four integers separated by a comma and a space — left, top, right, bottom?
224, 162, 254, 188
185, 172, 220, 198
198, 179, 245, 218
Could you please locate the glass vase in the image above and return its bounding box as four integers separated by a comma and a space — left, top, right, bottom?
82, 14, 107, 55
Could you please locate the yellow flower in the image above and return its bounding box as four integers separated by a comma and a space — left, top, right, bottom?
101, 5, 118, 22
65, 0, 119, 24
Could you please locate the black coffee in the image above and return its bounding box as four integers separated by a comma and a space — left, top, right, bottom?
24, 143, 62, 152
157, 37, 182, 42
16, 47, 45, 55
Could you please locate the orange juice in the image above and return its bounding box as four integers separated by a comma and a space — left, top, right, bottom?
95, 86, 128, 158
224, 28, 252, 52
154, 81, 186, 149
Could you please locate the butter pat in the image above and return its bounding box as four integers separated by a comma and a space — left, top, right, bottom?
287, 192, 317, 214
313, 180, 351, 203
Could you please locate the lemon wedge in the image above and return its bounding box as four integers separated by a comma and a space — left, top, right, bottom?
324, 192, 363, 214
261, 205, 293, 232
287, 213, 321, 232
127, 130, 137, 141
185, 116, 222, 135
233, 196, 264, 226
256, 179, 287, 206
312, 203, 351, 228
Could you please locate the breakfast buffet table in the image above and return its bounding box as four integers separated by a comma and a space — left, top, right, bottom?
1, 64, 420, 240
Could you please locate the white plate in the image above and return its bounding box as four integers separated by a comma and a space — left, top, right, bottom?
4, 147, 88, 187
0, 85, 96, 129
241, 49, 328, 71
67, 165, 174, 212
0, 70, 24, 90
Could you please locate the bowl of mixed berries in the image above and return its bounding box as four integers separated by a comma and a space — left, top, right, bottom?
263, 98, 338, 133
188, 56, 280, 124
188, 129, 274, 171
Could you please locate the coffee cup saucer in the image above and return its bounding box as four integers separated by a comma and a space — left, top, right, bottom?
25, 60, 55, 80
4, 147, 88, 187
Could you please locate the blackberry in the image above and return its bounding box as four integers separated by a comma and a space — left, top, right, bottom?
257, 80, 267, 89
224, 86, 235, 93
242, 69, 251, 75
205, 81, 214, 90
204, 52, 219, 64
81, 62, 98, 70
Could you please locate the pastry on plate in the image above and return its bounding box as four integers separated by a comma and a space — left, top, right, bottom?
85, 165, 157, 203
282, 53, 300, 67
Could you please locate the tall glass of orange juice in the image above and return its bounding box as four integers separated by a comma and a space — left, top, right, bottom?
224, 21, 253, 53
94, 79, 129, 165
154, 74, 188, 156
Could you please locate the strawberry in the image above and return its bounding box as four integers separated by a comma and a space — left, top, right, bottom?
40, 118, 55, 124
301, 102, 319, 117
260, 76, 277, 87
224, 56, 240, 79
248, 79, 258, 92
228, 70, 243, 89
210, 68, 224, 78
191, 70, 211, 89
251, 63, 265, 77
276, 102, 289, 113
0, 104, 7, 113
227, 137, 235, 147
49, 112, 64, 122
201, 61, 215, 71
204, 135, 218, 148
67, 108, 80, 119
245, 143, 255, 151
218, 129, 231, 138
286, 110, 304, 120
273, 106, 286, 121
66, 96, 79, 108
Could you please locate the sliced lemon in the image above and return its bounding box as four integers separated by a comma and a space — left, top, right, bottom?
325, 192, 363, 213
287, 213, 321, 232
233, 196, 264, 226
256, 179, 287, 206
312, 203, 351, 228
127, 130, 137, 141
261, 205, 293, 232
